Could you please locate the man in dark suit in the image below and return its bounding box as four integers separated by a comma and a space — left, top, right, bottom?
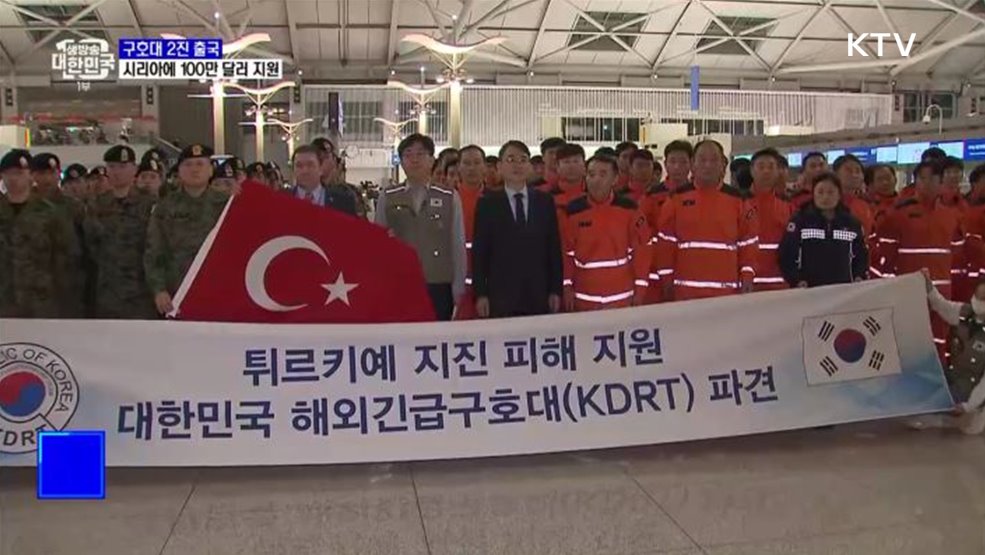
473, 140, 563, 318
288, 145, 358, 216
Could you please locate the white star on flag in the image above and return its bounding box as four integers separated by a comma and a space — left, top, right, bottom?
322, 273, 359, 306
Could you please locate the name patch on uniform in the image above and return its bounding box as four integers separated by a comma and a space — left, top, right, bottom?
430, 198, 443, 208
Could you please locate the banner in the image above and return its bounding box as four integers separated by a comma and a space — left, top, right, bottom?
0, 274, 952, 467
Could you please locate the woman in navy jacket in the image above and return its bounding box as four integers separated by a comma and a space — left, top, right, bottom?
779, 172, 868, 288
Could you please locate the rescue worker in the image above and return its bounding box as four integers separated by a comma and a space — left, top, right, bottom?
749, 148, 791, 292
548, 143, 587, 220
901, 147, 949, 200
614, 141, 638, 191
145, 144, 230, 317
866, 163, 898, 224
0, 149, 80, 318
789, 152, 828, 209
873, 161, 966, 359
453, 145, 488, 320
656, 139, 759, 301
941, 157, 966, 208
312, 138, 367, 218
641, 140, 693, 302
622, 149, 655, 202
432, 148, 459, 186
374, 133, 466, 321
136, 158, 165, 198
653, 161, 663, 186
778, 173, 868, 288
85, 144, 157, 319
531, 137, 565, 191
776, 156, 791, 199
962, 164, 985, 293
832, 154, 874, 239
562, 155, 651, 312
922, 269, 985, 435
62, 163, 89, 201
530, 155, 545, 181
483, 155, 502, 190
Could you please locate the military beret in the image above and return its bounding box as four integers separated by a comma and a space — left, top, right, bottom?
137, 158, 162, 175
142, 148, 164, 163
88, 166, 107, 178
0, 149, 32, 172
177, 143, 214, 164
29, 152, 60, 172
246, 161, 266, 177
216, 157, 245, 179
63, 163, 88, 181
104, 145, 136, 164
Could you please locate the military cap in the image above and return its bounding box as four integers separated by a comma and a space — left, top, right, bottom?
88, 166, 108, 178
104, 144, 136, 164
137, 158, 162, 175
63, 163, 88, 181
142, 148, 165, 164
29, 152, 61, 172
216, 157, 245, 179
177, 143, 214, 164
246, 161, 267, 177
0, 149, 32, 172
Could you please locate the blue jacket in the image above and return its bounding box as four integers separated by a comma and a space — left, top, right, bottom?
778, 204, 868, 287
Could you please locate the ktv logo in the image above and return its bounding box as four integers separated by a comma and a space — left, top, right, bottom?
847, 33, 916, 57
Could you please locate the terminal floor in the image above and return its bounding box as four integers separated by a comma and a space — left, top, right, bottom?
2, 420, 984, 555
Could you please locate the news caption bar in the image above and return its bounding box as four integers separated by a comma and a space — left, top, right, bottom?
119, 59, 283, 80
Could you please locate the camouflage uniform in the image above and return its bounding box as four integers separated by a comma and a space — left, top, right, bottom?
85, 190, 158, 318
0, 194, 81, 318
144, 187, 229, 296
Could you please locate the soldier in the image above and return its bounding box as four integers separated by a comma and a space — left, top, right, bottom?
85, 145, 157, 319
87, 166, 110, 199
0, 149, 80, 318
62, 163, 89, 200
30, 152, 87, 316
211, 157, 246, 194
145, 144, 229, 316
136, 158, 164, 198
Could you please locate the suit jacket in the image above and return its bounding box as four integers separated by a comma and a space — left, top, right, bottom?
288, 184, 357, 216
472, 186, 562, 317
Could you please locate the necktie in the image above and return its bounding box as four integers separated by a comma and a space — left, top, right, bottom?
304, 190, 314, 204
514, 192, 526, 226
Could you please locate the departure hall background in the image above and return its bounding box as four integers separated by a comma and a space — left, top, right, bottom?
2, 0, 985, 554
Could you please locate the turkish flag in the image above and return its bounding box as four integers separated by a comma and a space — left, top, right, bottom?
172, 181, 435, 323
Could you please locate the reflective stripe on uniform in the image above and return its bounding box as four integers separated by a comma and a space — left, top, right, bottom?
574, 290, 635, 304
898, 247, 950, 254
634, 279, 649, 287
673, 280, 738, 289
657, 232, 678, 243
464, 277, 473, 285
759, 243, 778, 250
740, 266, 755, 275
737, 236, 760, 247
657, 269, 674, 276
878, 238, 899, 244
465, 242, 473, 249
753, 277, 786, 284
678, 241, 736, 251
648, 273, 662, 280
932, 280, 950, 286
562, 279, 573, 286
575, 256, 630, 269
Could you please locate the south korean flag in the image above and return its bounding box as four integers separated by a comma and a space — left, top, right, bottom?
802, 308, 902, 385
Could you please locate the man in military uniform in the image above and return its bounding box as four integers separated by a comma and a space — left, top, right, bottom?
87, 166, 110, 199
374, 134, 466, 320
136, 157, 164, 198
62, 163, 89, 200
84, 144, 158, 319
0, 149, 80, 318
145, 144, 229, 316
312, 137, 367, 218
30, 152, 87, 316
211, 157, 246, 194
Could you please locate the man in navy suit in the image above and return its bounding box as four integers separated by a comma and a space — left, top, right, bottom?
288, 145, 357, 216
472, 140, 563, 318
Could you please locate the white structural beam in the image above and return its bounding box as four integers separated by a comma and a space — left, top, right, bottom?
922, 0, 985, 26
776, 23, 985, 74
652, 0, 692, 70
461, 0, 512, 35
420, 0, 449, 38
890, 0, 985, 75
124, 0, 145, 37
562, 0, 653, 66
237, 0, 256, 38
211, 0, 235, 38
285, 0, 301, 65
387, 0, 401, 65
8, 0, 111, 64
828, 6, 878, 59
526, 0, 554, 68
771, 1, 829, 72
536, 8, 666, 64
692, 0, 772, 71
339, 0, 348, 63
662, 16, 783, 66
873, 0, 900, 35
162, 0, 294, 65
454, 0, 476, 41
905, 0, 980, 59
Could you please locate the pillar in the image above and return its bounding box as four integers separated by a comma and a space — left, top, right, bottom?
211, 81, 226, 153
449, 79, 462, 148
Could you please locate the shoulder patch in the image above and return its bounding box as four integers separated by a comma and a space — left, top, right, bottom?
566, 196, 590, 216
612, 195, 639, 210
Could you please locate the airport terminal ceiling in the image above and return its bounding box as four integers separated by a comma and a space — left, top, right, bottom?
0, 0, 983, 90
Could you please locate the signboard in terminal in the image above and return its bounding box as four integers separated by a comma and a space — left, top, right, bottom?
847, 147, 875, 164
964, 139, 985, 161
896, 142, 929, 165
787, 152, 803, 167
825, 149, 845, 162
875, 145, 898, 163
932, 141, 964, 159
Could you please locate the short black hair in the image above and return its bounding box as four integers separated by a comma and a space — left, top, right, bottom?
311, 137, 336, 154
499, 140, 531, 159
913, 160, 944, 179
832, 154, 863, 173
587, 155, 619, 174
729, 158, 750, 172
557, 143, 586, 161
292, 144, 322, 163
864, 163, 893, 185
397, 133, 436, 158
595, 146, 617, 157
530, 154, 544, 164
970, 164, 985, 185
803, 151, 827, 166
778, 155, 789, 169
751, 148, 783, 166
540, 137, 566, 154
812, 171, 843, 193
459, 145, 485, 158
664, 140, 693, 159
444, 159, 459, 172
921, 147, 947, 162
942, 156, 964, 173
653, 161, 663, 173
484, 155, 499, 164
615, 141, 638, 155
631, 149, 655, 164
437, 147, 458, 161
694, 139, 726, 161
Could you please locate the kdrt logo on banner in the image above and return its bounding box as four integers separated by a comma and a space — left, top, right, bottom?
0, 343, 79, 454
802, 308, 902, 385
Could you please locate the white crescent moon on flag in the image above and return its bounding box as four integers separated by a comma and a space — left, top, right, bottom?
245, 236, 329, 312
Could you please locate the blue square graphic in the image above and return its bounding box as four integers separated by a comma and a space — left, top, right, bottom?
37, 431, 106, 500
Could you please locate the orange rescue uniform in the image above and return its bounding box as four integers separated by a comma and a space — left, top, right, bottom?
563, 193, 651, 311
640, 180, 688, 302
453, 183, 485, 320
656, 184, 759, 301
788, 188, 812, 211
750, 190, 791, 291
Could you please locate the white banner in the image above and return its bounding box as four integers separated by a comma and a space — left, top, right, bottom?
0, 274, 952, 466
